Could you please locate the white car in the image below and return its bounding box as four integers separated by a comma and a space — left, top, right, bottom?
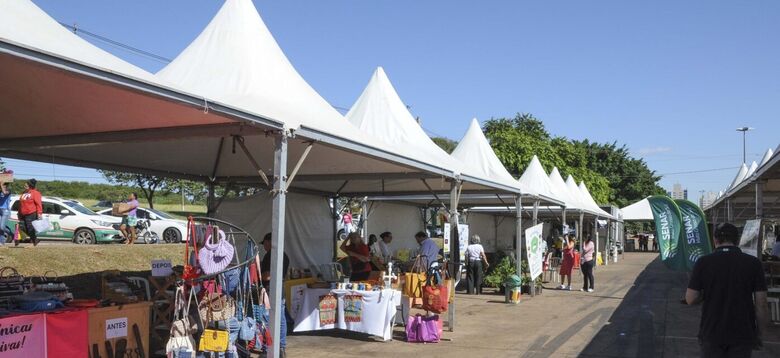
5, 196, 122, 244
98, 207, 187, 243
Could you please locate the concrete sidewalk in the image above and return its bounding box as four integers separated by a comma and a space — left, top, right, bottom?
285, 253, 780, 357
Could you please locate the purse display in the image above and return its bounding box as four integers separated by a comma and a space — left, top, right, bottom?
198, 328, 229, 352
406, 314, 440, 343
198, 291, 236, 325
167, 287, 197, 358
199, 226, 235, 275
0, 267, 30, 304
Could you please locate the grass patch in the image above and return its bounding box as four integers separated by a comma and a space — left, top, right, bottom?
0, 244, 185, 298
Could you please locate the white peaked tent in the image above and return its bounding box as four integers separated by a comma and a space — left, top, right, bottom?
578, 181, 614, 219
549, 167, 583, 211
760, 148, 774, 167
728, 163, 749, 192
517, 155, 563, 204
746, 161, 759, 178
621, 198, 653, 221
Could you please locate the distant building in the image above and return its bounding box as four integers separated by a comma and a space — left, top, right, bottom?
670, 183, 687, 200
700, 191, 717, 208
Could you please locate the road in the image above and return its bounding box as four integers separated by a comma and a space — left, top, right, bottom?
286, 252, 780, 357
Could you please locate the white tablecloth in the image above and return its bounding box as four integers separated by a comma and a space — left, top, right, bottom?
293, 288, 401, 341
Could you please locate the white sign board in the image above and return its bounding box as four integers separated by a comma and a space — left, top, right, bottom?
525, 223, 544, 281
151, 259, 173, 277
739, 219, 761, 257
105, 317, 128, 339
458, 225, 469, 262
443, 223, 451, 255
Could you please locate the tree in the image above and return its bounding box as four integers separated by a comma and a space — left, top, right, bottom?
483, 113, 663, 206
431, 137, 458, 154
99, 170, 176, 209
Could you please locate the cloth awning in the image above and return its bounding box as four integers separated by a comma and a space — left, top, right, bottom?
620, 198, 653, 221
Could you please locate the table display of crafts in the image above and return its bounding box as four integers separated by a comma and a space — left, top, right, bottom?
165, 216, 273, 358
0, 267, 74, 314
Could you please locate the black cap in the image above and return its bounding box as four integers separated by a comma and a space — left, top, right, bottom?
263, 232, 272, 243
27, 178, 37, 188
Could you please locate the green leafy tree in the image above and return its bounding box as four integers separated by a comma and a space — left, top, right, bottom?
99, 171, 176, 209
431, 137, 458, 154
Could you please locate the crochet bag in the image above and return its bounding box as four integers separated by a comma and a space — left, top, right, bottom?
166, 287, 197, 358
199, 227, 235, 275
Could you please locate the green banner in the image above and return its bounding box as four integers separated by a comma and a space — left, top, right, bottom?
647, 196, 686, 271
675, 199, 713, 271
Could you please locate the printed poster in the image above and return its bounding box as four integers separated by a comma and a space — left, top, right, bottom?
0, 313, 45, 357
318, 294, 337, 326
740, 219, 761, 257
525, 223, 544, 280
344, 295, 363, 323
458, 224, 469, 262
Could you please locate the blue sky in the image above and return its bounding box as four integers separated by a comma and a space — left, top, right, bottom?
9, 0, 780, 204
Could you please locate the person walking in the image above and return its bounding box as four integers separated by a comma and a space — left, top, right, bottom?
686, 223, 769, 358
558, 235, 575, 290
18, 179, 42, 246
119, 193, 139, 245
0, 182, 11, 245
580, 235, 595, 292
465, 235, 489, 295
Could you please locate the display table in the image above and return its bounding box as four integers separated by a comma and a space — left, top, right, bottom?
293, 288, 401, 341
88, 302, 152, 358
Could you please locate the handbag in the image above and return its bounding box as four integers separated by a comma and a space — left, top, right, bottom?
198, 289, 236, 325
167, 287, 197, 358
198, 328, 229, 352
182, 217, 200, 281
199, 227, 235, 275
422, 267, 448, 314
402, 256, 427, 299
14, 291, 64, 312
406, 314, 440, 343
31, 218, 52, 233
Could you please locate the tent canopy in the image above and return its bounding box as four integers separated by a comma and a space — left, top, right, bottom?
578, 181, 615, 219
620, 198, 653, 221
517, 155, 565, 206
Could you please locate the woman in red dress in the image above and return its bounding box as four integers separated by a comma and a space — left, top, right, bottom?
558, 235, 575, 290
340, 232, 372, 281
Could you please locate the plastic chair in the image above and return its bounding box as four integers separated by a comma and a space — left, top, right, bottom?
546, 258, 561, 283
128, 276, 151, 301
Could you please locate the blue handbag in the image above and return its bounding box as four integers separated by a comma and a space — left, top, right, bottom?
14, 291, 64, 312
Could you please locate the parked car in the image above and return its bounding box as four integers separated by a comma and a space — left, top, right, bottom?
98, 207, 187, 243
4, 196, 122, 244
94, 200, 115, 208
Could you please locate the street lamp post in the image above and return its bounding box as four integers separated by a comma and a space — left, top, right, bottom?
736, 127, 754, 164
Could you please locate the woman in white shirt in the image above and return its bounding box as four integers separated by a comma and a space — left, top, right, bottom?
465, 235, 490, 295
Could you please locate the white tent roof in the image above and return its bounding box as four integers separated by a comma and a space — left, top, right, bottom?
620, 198, 653, 221
578, 181, 614, 218
450, 118, 525, 193
727, 163, 749, 191
517, 155, 563, 204
548, 167, 584, 211
345, 67, 463, 177
746, 161, 758, 178
760, 148, 775, 167
0, 0, 157, 83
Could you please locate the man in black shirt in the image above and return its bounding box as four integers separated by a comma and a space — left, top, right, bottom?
261, 232, 290, 288
686, 223, 769, 358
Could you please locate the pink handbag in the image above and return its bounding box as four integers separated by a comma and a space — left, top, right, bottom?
406, 314, 440, 343
199, 228, 235, 274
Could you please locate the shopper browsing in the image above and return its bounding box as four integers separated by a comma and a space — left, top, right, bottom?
0, 182, 11, 245
465, 235, 489, 295
18, 179, 42, 246
119, 193, 139, 245
558, 235, 575, 290
686, 223, 769, 357
341, 232, 372, 281
580, 235, 595, 292
415, 231, 439, 269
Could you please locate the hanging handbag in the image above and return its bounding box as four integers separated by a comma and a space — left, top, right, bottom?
182, 217, 200, 281
199, 227, 235, 275
198, 328, 229, 352
198, 277, 236, 325
405, 314, 440, 343
167, 287, 197, 358
402, 255, 427, 299
237, 268, 257, 341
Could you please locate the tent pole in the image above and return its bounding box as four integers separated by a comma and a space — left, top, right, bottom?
578, 212, 584, 250
594, 217, 599, 270
206, 182, 216, 217
361, 198, 369, 240
448, 180, 461, 332
269, 133, 288, 358
331, 197, 339, 262
756, 181, 764, 220
514, 195, 523, 288
562, 207, 567, 250
530, 200, 539, 297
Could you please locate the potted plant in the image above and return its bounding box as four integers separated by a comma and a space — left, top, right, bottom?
484, 256, 516, 294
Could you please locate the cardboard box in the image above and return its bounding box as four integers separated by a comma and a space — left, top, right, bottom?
112, 203, 131, 216
0, 173, 13, 182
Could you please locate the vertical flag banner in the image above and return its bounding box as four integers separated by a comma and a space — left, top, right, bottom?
675, 199, 713, 270
647, 196, 686, 271
525, 223, 545, 280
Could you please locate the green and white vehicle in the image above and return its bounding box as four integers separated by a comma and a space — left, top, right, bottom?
4, 196, 122, 244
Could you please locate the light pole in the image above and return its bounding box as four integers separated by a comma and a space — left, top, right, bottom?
736, 127, 753, 164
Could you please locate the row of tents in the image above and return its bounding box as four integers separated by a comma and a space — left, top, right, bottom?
0, 0, 622, 355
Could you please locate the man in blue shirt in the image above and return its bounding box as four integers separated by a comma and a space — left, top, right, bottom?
0, 182, 11, 245
415, 231, 439, 268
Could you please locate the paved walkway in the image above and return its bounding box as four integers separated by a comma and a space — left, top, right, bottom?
286, 253, 780, 357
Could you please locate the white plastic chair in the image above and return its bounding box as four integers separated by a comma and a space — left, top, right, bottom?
546, 257, 561, 283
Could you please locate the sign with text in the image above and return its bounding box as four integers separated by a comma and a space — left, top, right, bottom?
458, 225, 469, 262
740, 219, 761, 257
151, 259, 173, 277
525, 223, 544, 281
0, 313, 45, 357
105, 317, 128, 339
443, 223, 451, 255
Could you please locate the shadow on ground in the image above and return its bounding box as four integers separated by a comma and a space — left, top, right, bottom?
578, 257, 780, 358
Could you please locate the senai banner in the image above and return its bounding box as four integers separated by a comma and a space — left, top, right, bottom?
647, 196, 686, 271
675, 199, 713, 271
